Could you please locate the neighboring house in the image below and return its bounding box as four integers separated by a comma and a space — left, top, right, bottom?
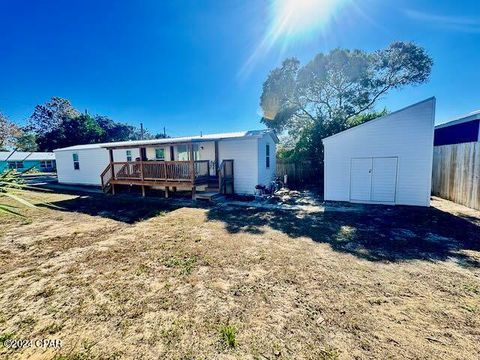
54, 130, 278, 198
0, 151, 56, 173
322, 97, 435, 207
434, 110, 480, 146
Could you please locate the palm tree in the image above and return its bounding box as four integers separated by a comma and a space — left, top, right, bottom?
0, 170, 35, 215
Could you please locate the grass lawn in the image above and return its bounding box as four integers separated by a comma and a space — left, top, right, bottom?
0, 190, 479, 359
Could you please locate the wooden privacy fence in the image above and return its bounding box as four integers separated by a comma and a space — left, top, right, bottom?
432, 142, 480, 210
276, 160, 322, 186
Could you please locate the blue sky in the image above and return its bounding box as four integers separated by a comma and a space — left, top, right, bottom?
0, 0, 479, 136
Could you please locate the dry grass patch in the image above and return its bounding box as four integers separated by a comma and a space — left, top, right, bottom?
0, 191, 479, 359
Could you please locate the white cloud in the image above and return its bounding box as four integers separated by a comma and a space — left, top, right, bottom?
404, 9, 480, 33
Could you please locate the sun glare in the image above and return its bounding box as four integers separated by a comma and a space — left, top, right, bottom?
271, 0, 347, 38
238, 0, 350, 79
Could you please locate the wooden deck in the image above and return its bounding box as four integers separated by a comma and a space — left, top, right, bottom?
101, 159, 233, 199
99, 139, 235, 199
102, 160, 209, 186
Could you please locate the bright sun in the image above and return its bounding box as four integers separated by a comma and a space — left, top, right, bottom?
271, 0, 348, 38
239, 0, 350, 78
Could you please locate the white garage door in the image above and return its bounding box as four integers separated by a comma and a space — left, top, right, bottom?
350, 157, 398, 203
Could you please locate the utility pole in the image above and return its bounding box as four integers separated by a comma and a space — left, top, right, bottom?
140, 123, 144, 140
163, 126, 166, 138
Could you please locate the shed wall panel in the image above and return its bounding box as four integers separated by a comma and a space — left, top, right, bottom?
323, 98, 435, 206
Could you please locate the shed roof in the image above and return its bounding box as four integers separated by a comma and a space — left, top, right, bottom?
0, 151, 55, 161
322, 97, 436, 143
54, 130, 278, 151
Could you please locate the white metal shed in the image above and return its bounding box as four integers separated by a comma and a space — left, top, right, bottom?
322, 97, 436, 207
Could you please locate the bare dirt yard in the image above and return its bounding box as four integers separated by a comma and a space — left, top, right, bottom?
0, 190, 479, 359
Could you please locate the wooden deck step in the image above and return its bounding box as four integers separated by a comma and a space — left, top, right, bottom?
205, 187, 220, 192
196, 191, 222, 201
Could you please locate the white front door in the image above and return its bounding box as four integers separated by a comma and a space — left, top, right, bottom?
350, 158, 372, 201
371, 157, 398, 203
350, 157, 398, 203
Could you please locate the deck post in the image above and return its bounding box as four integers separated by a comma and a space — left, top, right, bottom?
140, 147, 145, 197
189, 143, 196, 200
165, 186, 169, 198
231, 160, 234, 194
189, 142, 195, 183
214, 140, 219, 176
108, 149, 116, 195
109, 148, 115, 178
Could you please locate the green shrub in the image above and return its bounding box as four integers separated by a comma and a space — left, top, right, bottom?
220, 324, 237, 349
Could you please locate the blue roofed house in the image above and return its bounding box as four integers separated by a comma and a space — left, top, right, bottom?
0, 151, 56, 173
434, 110, 480, 146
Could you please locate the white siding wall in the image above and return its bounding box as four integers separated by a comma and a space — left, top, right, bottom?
145, 146, 167, 160
170, 142, 216, 161
112, 145, 216, 162
55, 148, 110, 186
218, 138, 259, 195
323, 98, 435, 206
197, 141, 215, 161
114, 148, 140, 161
257, 134, 277, 186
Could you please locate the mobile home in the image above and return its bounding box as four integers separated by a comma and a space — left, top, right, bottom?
54, 130, 278, 198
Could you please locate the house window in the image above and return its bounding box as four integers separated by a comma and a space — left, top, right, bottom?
126, 150, 132, 162
177, 145, 199, 161
40, 160, 54, 168
155, 148, 165, 160
177, 145, 188, 161
72, 153, 80, 170
8, 161, 23, 170
266, 144, 270, 168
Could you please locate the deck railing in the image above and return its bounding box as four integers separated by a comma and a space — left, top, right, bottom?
100, 163, 113, 191
105, 160, 211, 184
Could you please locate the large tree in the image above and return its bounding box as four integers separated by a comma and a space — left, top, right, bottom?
0, 112, 21, 151
27, 97, 80, 136
27, 97, 154, 151
13, 131, 38, 152
94, 116, 140, 142
36, 114, 105, 151
260, 41, 433, 163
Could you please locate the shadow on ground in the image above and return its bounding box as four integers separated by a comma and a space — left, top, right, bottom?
37, 187, 480, 267
207, 203, 480, 267
39, 193, 189, 224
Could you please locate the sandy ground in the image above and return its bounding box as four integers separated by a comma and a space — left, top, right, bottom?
0, 190, 479, 359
